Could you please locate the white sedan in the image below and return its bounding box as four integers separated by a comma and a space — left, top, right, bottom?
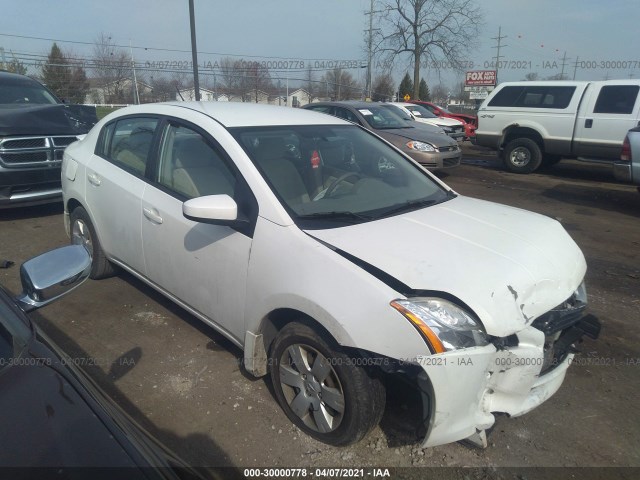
388, 102, 466, 140
61, 102, 599, 448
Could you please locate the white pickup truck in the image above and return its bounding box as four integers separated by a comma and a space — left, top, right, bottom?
475, 80, 640, 173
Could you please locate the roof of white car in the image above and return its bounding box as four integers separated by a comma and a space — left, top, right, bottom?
165, 101, 348, 128
389, 102, 417, 108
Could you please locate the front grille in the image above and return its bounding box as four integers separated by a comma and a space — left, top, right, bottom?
438, 145, 459, 152
2, 151, 49, 164
443, 157, 460, 167
52, 136, 78, 147
0, 135, 76, 167
2, 138, 47, 149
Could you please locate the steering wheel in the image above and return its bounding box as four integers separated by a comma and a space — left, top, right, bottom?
323, 172, 363, 198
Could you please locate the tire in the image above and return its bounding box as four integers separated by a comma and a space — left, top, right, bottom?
269, 322, 385, 446
503, 138, 542, 174
70, 206, 117, 279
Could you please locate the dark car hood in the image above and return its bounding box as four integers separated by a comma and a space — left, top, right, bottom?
0, 104, 98, 136
375, 125, 456, 148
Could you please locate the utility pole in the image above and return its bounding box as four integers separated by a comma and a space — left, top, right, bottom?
559, 51, 570, 80
573, 56, 580, 80
364, 0, 381, 99
188, 0, 200, 101
491, 26, 508, 84
129, 40, 140, 104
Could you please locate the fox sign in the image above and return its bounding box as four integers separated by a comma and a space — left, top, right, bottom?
465, 70, 497, 86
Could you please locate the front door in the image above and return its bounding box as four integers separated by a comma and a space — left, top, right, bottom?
141, 119, 254, 343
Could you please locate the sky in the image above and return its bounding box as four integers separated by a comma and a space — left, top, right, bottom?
1, 0, 637, 93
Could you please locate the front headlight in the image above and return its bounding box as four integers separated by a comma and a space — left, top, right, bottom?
391, 298, 489, 353
406, 140, 436, 152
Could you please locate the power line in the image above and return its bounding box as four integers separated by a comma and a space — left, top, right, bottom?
0, 32, 361, 63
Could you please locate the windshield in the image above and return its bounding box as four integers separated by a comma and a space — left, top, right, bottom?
379, 104, 414, 122
0, 84, 60, 105
355, 105, 411, 129
231, 125, 452, 228
404, 104, 438, 119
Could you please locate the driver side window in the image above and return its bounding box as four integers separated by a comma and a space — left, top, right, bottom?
156, 124, 236, 199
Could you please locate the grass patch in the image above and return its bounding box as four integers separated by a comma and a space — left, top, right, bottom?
95, 106, 125, 120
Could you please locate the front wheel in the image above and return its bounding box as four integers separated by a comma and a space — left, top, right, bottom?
269, 322, 385, 446
503, 138, 542, 174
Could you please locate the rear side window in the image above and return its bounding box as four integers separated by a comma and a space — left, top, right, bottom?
99, 117, 159, 175
488, 86, 575, 109
594, 85, 639, 114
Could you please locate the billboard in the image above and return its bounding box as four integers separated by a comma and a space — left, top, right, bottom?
465, 70, 497, 86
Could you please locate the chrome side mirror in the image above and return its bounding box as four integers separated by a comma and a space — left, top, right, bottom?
16, 245, 92, 312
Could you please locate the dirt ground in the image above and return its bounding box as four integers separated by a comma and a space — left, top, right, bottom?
1, 145, 639, 478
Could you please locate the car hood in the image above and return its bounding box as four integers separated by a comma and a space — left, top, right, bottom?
375, 125, 456, 148
305, 196, 586, 337
416, 116, 463, 127
0, 104, 97, 136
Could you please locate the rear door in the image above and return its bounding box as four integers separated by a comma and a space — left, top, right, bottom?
574, 83, 640, 159
85, 116, 160, 274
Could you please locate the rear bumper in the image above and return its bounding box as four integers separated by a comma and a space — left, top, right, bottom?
613, 161, 638, 184
417, 315, 600, 448
0, 165, 62, 208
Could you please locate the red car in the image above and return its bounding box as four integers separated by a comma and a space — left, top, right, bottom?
411, 101, 477, 139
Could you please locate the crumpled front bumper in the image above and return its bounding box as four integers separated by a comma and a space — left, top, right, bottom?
416, 315, 600, 448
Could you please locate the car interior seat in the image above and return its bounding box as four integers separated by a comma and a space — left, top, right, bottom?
171, 136, 235, 198
252, 137, 310, 206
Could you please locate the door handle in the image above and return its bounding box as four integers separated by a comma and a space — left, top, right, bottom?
585, 118, 593, 128
87, 173, 102, 186
143, 207, 163, 224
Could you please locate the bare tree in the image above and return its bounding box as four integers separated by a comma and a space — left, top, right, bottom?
430, 83, 449, 104
377, 0, 483, 99
321, 68, 361, 101
305, 66, 317, 103
219, 58, 272, 101
92, 33, 132, 103
523, 72, 539, 81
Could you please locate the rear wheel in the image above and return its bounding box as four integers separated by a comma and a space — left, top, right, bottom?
503, 138, 542, 174
269, 322, 385, 446
70, 206, 117, 279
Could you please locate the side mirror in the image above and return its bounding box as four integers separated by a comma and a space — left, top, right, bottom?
183, 194, 247, 225
16, 245, 92, 312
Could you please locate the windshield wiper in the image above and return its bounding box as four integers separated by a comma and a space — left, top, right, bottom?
376, 197, 445, 219
297, 211, 373, 222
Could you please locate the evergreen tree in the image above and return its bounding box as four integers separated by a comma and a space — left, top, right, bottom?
418, 79, 431, 101
398, 73, 414, 99
69, 64, 89, 103
42, 43, 71, 100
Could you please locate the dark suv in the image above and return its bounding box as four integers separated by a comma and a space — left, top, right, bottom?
0, 71, 97, 208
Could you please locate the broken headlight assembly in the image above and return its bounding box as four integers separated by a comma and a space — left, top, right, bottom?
391, 298, 489, 353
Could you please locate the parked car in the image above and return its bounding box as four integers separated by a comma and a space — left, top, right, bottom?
615, 126, 640, 189
411, 100, 478, 139
62, 102, 600, 449
0, 244, 206, 478
303, 101, 461, 169
475, 80, 640, 173
387, 102, 466, 141
0, 71, 97, 208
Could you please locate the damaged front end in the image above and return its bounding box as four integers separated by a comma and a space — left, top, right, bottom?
414, 282, 601, 448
